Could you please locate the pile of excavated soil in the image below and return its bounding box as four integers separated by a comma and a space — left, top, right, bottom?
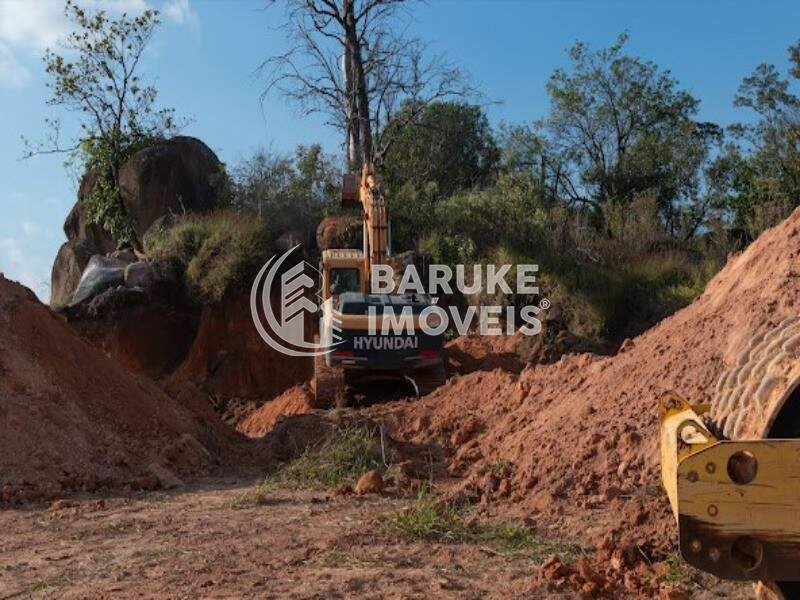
444, 334, 523, 375
0, 275, 236, 502
237, 384, 315, 438
370, 207, 800, 555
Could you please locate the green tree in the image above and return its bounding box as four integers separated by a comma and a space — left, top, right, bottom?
382, 101, 500, 199
231, 145, 340, 244
262, 0, 474, 172
717, 40, 800, 235
538, 33, 720, 237
26, 0, 182, 246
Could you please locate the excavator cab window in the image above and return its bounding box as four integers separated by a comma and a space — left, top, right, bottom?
329, 268, 361, 296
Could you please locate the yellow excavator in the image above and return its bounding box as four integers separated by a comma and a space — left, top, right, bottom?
659, 317, 800, 599
311, 164, 446, 408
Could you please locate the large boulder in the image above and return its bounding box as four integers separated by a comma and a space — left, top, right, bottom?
70, 255, 128, 306
118, 136, 222, 242
50, 239, 99, 310
62, 170, 118, 255
51, 136, 223, 308
316, 215, 361, 251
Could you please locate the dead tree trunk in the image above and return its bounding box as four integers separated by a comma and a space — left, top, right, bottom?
343, 0, 373, 165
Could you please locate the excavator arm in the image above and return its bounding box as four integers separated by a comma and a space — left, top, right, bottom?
342, 163, 389, 288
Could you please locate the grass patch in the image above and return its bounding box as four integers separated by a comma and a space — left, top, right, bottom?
648, 551, 694, 585
265, 426, 384, 490
144, 211, 272, 303
388, 494, 469, 543
385, 493, 582, 562
477, 459, 512, 479
231, 480, 275, 508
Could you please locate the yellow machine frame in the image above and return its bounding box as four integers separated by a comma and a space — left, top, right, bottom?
659, 392, 800, 581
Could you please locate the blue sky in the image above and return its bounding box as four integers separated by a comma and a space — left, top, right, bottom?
1, 0, 798, 301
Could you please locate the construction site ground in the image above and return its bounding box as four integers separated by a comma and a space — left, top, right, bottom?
0, 474, 748, 599
7, 207, 800, 597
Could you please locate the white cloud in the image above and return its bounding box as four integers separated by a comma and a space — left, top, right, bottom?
163, 0, 198, 31
0, 236, 49, 302
0, 1, 69, 53
0, 40, 29, 88
0, 0, 192, 90
0, 1, 151, 52
21, 221, 40, 237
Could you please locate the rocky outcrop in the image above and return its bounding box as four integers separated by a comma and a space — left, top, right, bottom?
118, 136, 222, 242
50, 136, 223, 308
70, 255, 129, 306
50, 239, 97, 310
66, 258, 196, 379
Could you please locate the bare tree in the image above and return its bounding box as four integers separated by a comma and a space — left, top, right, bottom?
261, 0, 475, 171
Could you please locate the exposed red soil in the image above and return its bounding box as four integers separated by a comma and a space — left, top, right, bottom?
236, 383, 315, 437
168, 290, 313, 405
444, 333, 524, 375
368, 206, 800, 556
0, 275, 236, 503
70, 305, 198, 379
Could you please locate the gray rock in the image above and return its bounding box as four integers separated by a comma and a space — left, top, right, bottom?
70, 255, 127, 306
62, 170, 117, 254
51, 136, 222, 310
124, 261, 156, 289
50, 238, 98, 310
118, 136, 222, 242
87, 285, 148, 318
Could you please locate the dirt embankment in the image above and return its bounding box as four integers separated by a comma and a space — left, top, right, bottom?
168, 289, 313, 415
370, 206, 800, 552
237, 383, 315, 438
0, 275, 239, 502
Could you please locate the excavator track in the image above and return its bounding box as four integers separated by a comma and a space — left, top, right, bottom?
410, 363, 448, 397
708, 317, 800, 600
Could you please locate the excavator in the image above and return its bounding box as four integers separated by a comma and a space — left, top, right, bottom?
311, 163, 446, 408
659, 317, 800, 599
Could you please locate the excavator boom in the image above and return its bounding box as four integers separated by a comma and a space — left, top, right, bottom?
342, 164, 390, 285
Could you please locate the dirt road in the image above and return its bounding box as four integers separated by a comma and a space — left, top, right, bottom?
0, 475, 550, 599
0, 474, 748, 599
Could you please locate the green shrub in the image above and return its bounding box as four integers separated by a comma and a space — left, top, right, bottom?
267, 426, 384, 489
144, 211, 272, 303
534, 249, 719, 344
387, 493, 470, 542
80, 135, 158, 248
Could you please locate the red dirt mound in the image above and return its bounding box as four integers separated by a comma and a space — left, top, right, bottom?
371, 207, 800, 554
444, 334, 523, 375
0, 275, 232, 502
237, 383, 314, 438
